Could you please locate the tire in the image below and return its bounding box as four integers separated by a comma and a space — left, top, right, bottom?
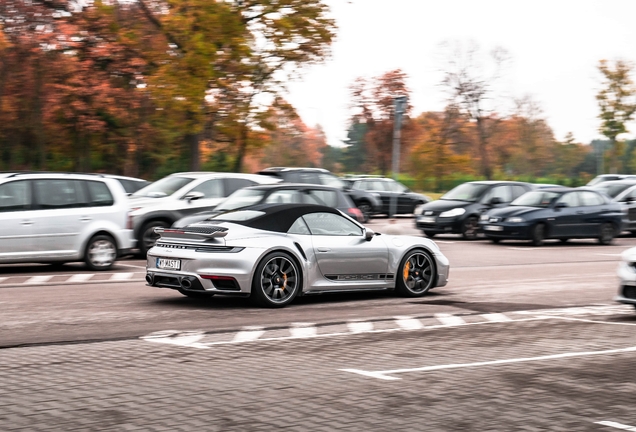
560, 238, 568, 244
357, 202, 372, 223
461, 216, 479, 240
84, 234, 117, 271
139, 220, 170, 256
599, 222, 615, 245
491, 238, 500, 244
251, 252, 301, 308
423, 230, 436, 238
395, 249, 436, 297
531, 223, 545, 246
178, 289, 214, 299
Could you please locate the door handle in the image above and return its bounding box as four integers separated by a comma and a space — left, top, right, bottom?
317, 247, 331, 252
80, 216, 92, 222
20, 220, 33, 226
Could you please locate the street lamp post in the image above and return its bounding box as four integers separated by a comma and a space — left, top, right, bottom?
390, 95, 408, 219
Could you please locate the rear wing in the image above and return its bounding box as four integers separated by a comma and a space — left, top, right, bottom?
154, 226, 228, 239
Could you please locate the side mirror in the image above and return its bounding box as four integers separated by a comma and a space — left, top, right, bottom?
555, 202, 567, 209
364, 228, 375, 241
184, 191, 205, 202
490, 196, 503, 205
626, 196, 635, 203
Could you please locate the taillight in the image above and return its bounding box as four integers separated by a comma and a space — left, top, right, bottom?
126, 212, 133, 230
349, 208, 363, 222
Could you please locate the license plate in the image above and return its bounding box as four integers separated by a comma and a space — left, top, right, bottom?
156, 258, 181, 270
484, 225, 503, 231
420, 216, 436, 224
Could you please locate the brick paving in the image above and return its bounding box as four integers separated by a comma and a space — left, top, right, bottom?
1, 315, 635, 431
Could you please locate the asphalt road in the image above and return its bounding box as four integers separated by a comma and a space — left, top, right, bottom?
1, 217, 636, 431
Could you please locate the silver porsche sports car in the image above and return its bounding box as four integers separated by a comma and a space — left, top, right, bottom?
145, 204, 450, 307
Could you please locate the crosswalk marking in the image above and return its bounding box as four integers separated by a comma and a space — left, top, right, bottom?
482, 313, 512, 322
232, 326, 265, 343
435, 313, 466, 326
109, 272, 134, 281
67, 274, 94, 283
348, 321, 374, 333
25, 275, 53, 284
395, 316, 424, 330
290, 323, 317, 338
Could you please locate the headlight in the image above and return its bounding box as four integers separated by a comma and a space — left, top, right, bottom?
439, 208, 466, 218
507, 217, 524, 223
480, 214, 489, 221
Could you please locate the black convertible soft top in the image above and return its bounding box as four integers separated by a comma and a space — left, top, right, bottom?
206, 203, 343, 233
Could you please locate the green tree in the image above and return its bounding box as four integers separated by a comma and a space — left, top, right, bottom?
597, 59, 636, 173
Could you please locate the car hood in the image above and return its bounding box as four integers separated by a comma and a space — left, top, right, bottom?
128, 195, 172, 209
419, 199, 472, 212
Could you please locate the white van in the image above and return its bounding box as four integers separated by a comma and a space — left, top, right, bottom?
0, 172, 135, 270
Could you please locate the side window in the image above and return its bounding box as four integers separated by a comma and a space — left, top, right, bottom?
556, 192, 579, 207
580, 191, 604, 206
302, 212, 363, 236
512, 185, 528, 199
224, 178, 254, 196
368, 181, 387, 191
0, 180, 32, 212
85, 181, 114, 207
484, 185, 512, 203
265, 190, 302, 204
34, 179, 87, 209
306, 190, 338, 207
318, 173, 344, 188
189, 179, 222, 199
288, 217, 311, 235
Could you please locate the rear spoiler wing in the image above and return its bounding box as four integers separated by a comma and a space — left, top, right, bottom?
154, 226, 228, 239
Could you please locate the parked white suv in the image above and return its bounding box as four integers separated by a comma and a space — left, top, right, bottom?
0, 172, 135, 270
129, 172, 279, 255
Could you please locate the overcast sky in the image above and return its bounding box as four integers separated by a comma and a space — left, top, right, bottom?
285, 0, 636, 147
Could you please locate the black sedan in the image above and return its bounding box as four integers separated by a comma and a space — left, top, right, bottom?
415, 181, 533, 239
345, 176, 431, 217
173, 183, 364, 227
478, 187, 624, 245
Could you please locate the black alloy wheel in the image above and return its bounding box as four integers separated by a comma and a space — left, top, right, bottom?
140, 220, 169, 256
599, 222, 615, 245
396, 249, 436, 297
251, 252, 301, 308
531, 223, 545, 246
357, 202, 372, 223
461, 216, 479, 240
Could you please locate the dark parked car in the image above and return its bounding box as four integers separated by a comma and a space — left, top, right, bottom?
478, 187, 624, 245
609, 184, 636, 235
173, 183, 364, 227
256, 167, 382, 222
343, 176, 430, 217
415, 181, 533, 239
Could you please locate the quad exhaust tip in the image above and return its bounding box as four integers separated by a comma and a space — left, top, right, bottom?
180, 277, 192, 289
145, 274, 153, 285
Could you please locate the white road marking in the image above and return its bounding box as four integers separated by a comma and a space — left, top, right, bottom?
481, 313, 512, 322
596, 253, 623, 257
232, 326, 265, 343
67, 274, 94, 283
116, 263, 147, 269
341, 345, 636, 381
25, 275, 53, 284
596, 421, 636, 431
109, 272, 134, 281
347, 321, 374, 333
140, 330, 208, 348
395, 316, 424, 330
290, 323, 317, 338
0, 277, 7, 284
434, 313, 465, 326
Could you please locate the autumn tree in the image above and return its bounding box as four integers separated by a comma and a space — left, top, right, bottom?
349, 69, 411, 175
596, 59, 636, 173
439, 40, 510, 179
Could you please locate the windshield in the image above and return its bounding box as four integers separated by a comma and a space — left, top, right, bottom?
594, 183, 634, 198
441, 183, 489, 202
511, 191, 560, 208
216, 189, 266, 211
133, 176, 194, 198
